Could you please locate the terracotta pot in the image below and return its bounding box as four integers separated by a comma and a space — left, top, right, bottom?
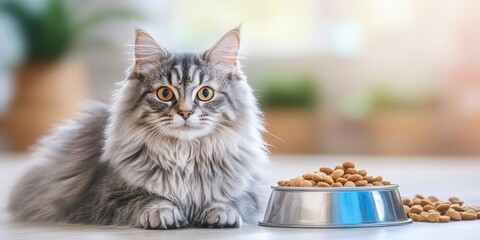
369, 110, 440, 155
264, 109, 320, 154
3, 60, 87, 152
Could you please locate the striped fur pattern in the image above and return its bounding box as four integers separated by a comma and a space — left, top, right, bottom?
8, 27, 268, 229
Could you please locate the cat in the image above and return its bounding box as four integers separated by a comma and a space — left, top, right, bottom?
8, 26, 268, 229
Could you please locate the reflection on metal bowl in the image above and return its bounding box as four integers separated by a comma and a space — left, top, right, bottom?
260, 184, 412, 228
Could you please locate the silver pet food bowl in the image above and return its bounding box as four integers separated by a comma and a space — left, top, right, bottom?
260, 184, 412, 228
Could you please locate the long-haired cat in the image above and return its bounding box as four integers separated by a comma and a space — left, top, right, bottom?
8, 26, 268, 229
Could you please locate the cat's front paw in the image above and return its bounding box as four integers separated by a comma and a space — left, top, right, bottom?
193, 202, 242, 228
139, 200, 188, 229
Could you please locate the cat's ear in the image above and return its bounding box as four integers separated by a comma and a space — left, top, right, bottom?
134, 29, 167, 73
204, 26, 241, 70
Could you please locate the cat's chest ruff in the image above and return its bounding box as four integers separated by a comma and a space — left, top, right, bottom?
117, 137, 250, 202
149, 141, 196, 167
142, 154, 236, 205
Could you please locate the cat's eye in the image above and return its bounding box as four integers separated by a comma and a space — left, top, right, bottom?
197, 87, 214, 101
156, 87, 174, 101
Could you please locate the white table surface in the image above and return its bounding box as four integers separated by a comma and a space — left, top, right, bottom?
1, 154, 479, 240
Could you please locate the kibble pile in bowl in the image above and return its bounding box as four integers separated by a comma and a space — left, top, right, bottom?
403, 195, 480, 223
277, 161, 391, 187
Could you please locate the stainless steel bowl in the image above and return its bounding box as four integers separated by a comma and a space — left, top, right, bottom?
259, 184, 412, 228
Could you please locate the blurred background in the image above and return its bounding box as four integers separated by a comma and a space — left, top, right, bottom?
1, 0, 480, 156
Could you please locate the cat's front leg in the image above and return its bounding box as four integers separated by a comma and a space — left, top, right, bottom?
193, 202, 242, 228
138, 199, 188, 229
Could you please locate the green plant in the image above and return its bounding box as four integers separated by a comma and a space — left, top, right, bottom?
339, 85, 440, 120
0, 0, 139, 63
259, 72, 319, 109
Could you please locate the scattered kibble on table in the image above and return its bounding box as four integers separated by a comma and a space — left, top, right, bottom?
277, 161, 392, 187
403, 195, 480, 223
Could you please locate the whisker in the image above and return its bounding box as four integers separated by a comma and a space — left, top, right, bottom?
264, 131, 286, 143
112, 114, 173, 162
111, 124, 156, 162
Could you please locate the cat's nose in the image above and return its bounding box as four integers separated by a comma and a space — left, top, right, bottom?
177, 110, 194, 120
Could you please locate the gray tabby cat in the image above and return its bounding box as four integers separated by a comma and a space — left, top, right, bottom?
8, 27, 268, 229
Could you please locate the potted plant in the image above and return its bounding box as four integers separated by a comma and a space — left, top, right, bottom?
339, 85, 441, 155
0, 0, 137, 151
366, 86, 441, 155
259, 72, 322, 154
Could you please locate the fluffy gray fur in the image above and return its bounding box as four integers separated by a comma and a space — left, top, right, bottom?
8, 27, 268, 229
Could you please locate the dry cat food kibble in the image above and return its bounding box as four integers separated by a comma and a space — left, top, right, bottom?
277, 162, 392, 187
403, 195, 480, 223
